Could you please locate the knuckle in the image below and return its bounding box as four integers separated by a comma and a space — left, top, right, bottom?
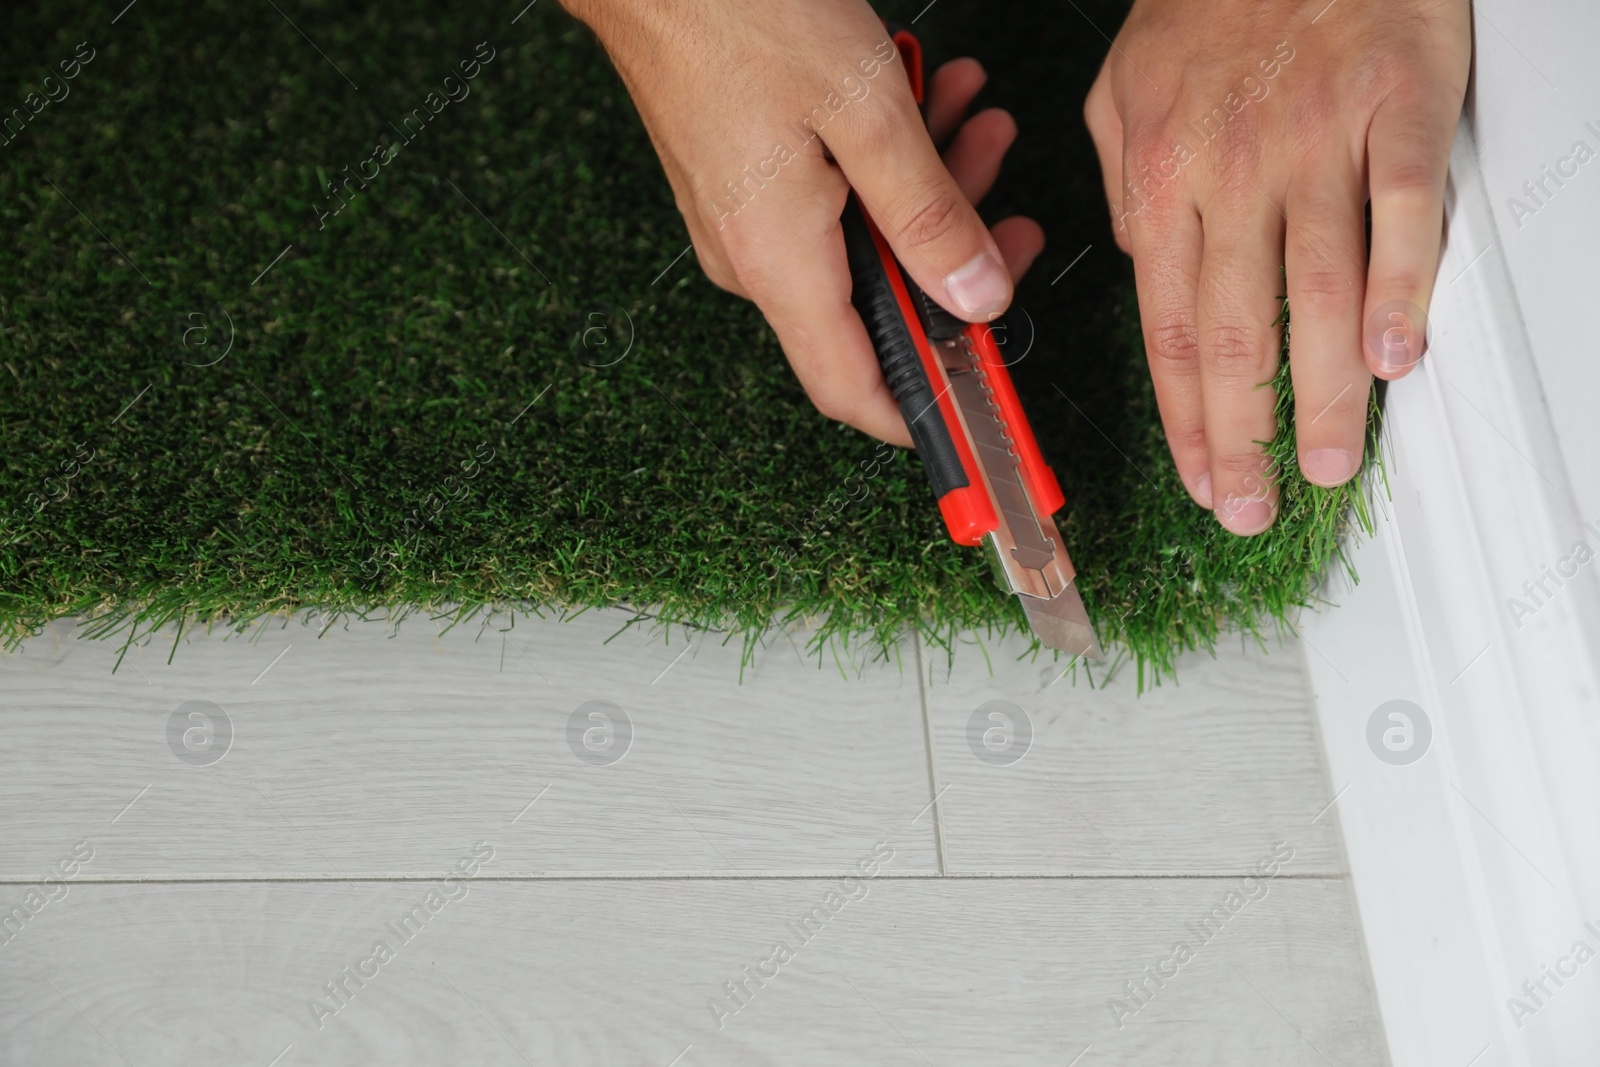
722, 244, 775, 301
691, 191, 738, 236
701, 259, 741, 295
1124, 134, 1172, 178
1368, 269, 1424, 300
1352, 53, 1410, 112
679, 227, 743, 295
1201, 322, 1271, 377
1215, 450, 1278, 488
1284, 83, 1335, 128
1206, 112, 1264, 179
1145, 320, 1200, 370
1166, 421, 1209, 458
729, 261, 770, 301
1121, 134, 1189, 212
686, 243, 733, 290
892, 185, 966, 251
1375, 156, 1443, 197
1290, 265, 1360, 316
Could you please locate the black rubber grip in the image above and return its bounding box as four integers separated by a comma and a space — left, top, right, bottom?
912, 285, 966, 340
841, 196, 969, 499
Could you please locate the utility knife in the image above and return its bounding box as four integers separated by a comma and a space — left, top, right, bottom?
841, 25, 1101, 660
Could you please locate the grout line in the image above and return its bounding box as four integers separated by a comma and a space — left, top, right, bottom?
911, 628, 949, 875
10, 870, 1353, 885
910, 783, 952, 826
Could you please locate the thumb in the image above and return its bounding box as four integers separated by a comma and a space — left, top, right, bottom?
827, 88, 1012, 322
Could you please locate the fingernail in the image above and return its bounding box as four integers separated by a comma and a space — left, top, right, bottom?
1217, 497, 1275, 536
1378, 329, 1423, 371
1190, 472, 1213, 509
1365, 300, 1429, 373
1301, 448, 1356, 486
944, 252, 1010, 319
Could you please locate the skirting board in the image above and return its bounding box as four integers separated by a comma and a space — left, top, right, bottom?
1297, 118, 1600, 1067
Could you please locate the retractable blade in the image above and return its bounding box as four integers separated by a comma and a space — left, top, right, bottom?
936, 332, 1100, 659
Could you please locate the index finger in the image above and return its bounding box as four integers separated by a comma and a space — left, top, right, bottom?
709, 150, 912, 446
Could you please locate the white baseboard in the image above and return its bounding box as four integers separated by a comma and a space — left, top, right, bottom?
1300, 119, 1600, 1067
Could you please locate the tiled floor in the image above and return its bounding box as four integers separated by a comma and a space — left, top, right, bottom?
0, 610, 1386, 1065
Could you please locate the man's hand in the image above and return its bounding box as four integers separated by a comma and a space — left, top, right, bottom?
564, 0, 1043, 446
1084, 0, 1470, 533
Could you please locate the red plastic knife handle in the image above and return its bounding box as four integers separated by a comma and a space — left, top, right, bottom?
842, 25, 1064, 546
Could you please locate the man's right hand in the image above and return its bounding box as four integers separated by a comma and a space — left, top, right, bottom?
563, 0, 1043, 446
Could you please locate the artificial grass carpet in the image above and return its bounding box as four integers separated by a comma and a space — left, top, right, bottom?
0, 0, 1373, 684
